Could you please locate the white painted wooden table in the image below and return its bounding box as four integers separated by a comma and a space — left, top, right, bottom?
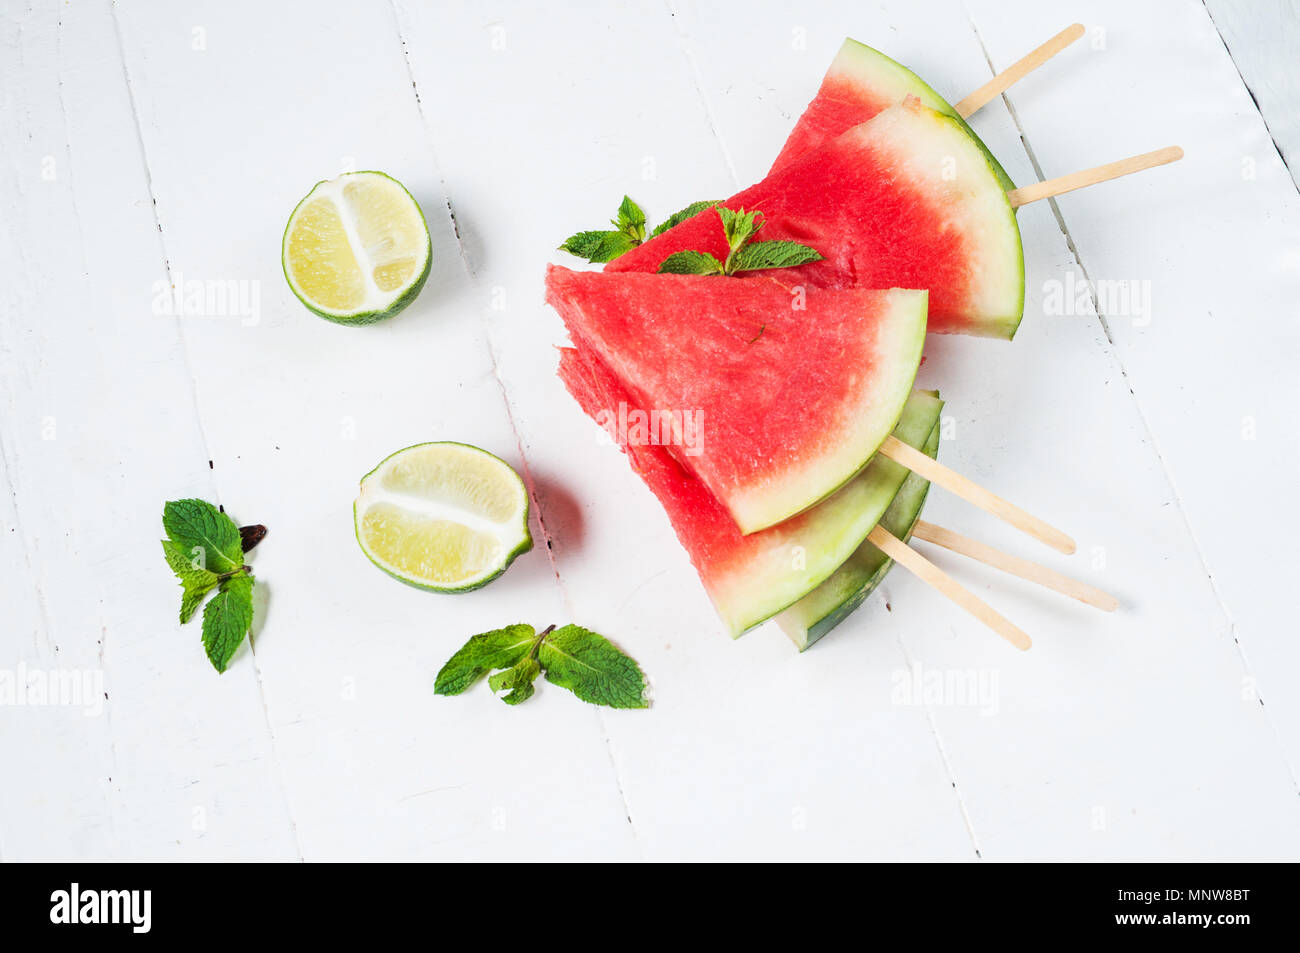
3, 0, 1298, 862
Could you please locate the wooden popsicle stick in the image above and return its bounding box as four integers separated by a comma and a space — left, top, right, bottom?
878, 435, 1076, 555
868, 525, 1031, 651
1006, 146, 1184, 207
912, 520, 1118, 611
954, 23, 1086, 119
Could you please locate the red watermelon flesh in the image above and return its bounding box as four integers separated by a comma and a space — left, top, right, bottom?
546, 266, 926, 534
609, 98, 1024, 339
770, 38, 1014, 190
558, 345, 751, 598
558, 344, 940, 636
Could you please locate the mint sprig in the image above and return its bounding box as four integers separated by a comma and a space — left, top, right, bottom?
435, 623, 649, 709
559, 196, 720, 264
658, 207, 823, 277
559, 230, 639, 264
161, 498, 262, 673
614, 194, 646, 242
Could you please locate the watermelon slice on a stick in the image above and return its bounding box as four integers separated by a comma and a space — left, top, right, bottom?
610, 94, 1181, 339
609, 98, 1025, 339
769, 38, 1016, 190
771, 26, 1087, 182
558, 345, 942, 637
547, 266, 926, 534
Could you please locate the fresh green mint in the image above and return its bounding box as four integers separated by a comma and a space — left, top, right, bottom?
614, 194, 646, 242
656, 249, 725, 276
658, 207, 823, 276
558, 230, 639, 264
435, 623, 649, 709
201, 572, 254, 673
161, 498, 264, 673
559, 196, 720, 264
650, 200, 720, 238
433, 623, 537, 697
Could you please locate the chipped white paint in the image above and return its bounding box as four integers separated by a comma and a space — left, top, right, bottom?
0, 0, 1297, 860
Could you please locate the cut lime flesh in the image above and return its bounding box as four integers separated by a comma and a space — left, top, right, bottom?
283, 171, 432, 325
354, 442, 532, 592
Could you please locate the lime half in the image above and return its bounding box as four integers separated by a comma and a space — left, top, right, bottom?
354, 442, 533, 592
283, 171, 432, 325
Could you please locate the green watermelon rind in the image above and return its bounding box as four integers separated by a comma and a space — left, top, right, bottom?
923, 106, 1027, 340
718, 389, 943, 636
866, 103, 1025, 341
831, 39, 1017, 193
789, 41, 1025, 340
776, 394, 943, 650
932, 109, 1026, 340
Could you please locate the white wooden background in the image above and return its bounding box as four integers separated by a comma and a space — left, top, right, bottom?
2, 0, 1298, 861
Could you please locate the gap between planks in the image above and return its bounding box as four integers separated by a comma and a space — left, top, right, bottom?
965, 1, 1300, 802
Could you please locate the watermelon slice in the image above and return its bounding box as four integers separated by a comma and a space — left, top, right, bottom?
559, 344, 943, 636
777, 401, 943, 651
770, 38, 1015, 191
609, 98, 1024, 339
547, 266, 927, 534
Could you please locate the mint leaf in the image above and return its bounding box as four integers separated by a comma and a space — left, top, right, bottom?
488, 655, 541, 706
718, 206, 764, 254
164, 539, 221, 623
559, 197, 647, 263
614, 195, 646, 242
434, 624, 537, 696
180, 582, 214, 625
163, 499, 243, 574
559, 230, 637, 264
731, 240, 825, 273
201, 571, 254, 673
658, 250, 725, 276
538, 625, 649, 709
651, 200, 720, 237
162, 539, 222, 623
162, 538, 220, 586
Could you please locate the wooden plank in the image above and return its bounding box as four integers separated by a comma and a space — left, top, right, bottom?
1205, 0, 1300, 189
952, 0, 1300, 858
0, 0, 299, 859
108, 0, 637, 860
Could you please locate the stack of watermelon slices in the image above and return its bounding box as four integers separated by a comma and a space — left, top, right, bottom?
550, 40, 1027, 648
551, 271, 928, 641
